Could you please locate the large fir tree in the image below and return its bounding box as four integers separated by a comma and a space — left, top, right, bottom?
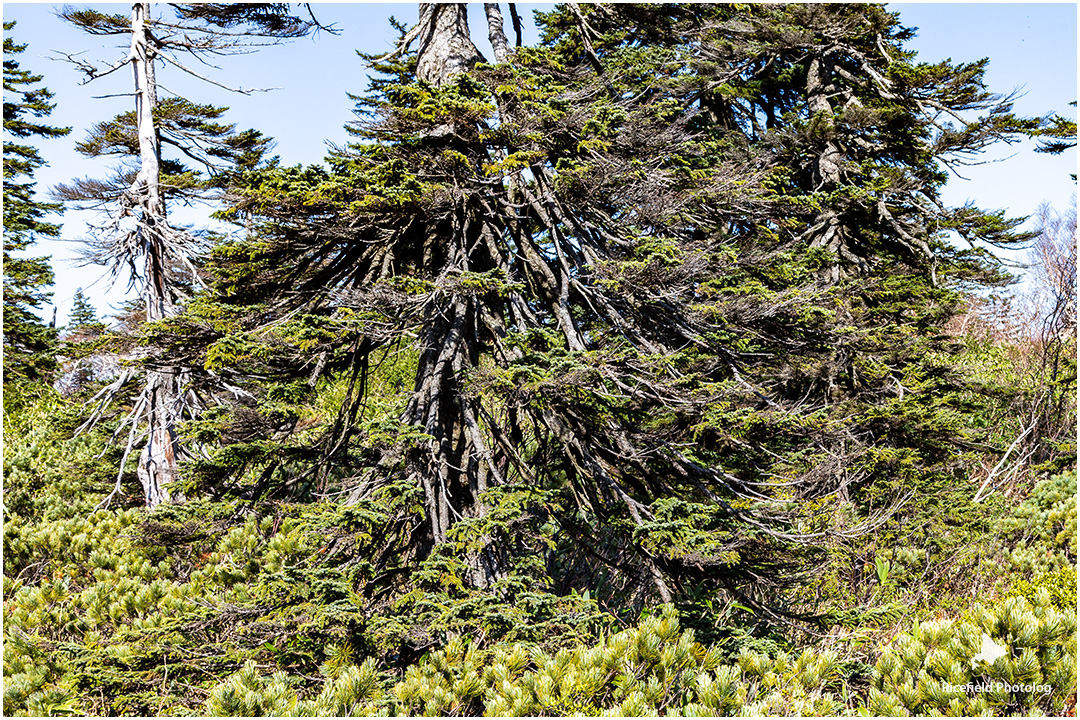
3, 22, 71, 389
2, 8, 1076, 714
146, 2, 1065, 620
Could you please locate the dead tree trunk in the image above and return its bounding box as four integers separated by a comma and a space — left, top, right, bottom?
484, 4, 512, 63
60, 3, 322, 510
130, 2, 182, 508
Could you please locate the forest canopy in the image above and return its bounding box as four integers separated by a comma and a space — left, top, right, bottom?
2, 3, 1076, 717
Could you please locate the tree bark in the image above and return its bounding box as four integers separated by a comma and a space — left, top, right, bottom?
130, 2, 182, 508
415, 3, 483, 86
484, 4, 512, 63
401, 7, 504, 578
806, 52, 842, 191
804, 50, 848, 282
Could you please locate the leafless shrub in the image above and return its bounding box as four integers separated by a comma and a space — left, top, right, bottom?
948, 200, 1076, 485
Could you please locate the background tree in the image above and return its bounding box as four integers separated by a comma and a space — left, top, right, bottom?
1028, 203, 1077, 469
67, 288, 100, 332
59, 287, 108, 392
955, 202, 1078, 487
3, 22, 70, 392
56, 3, 317, 507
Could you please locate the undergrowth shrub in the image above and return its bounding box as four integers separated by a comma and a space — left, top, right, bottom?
1003, 470, 1077, 575
6, 376, 1075, 718
871, 591, 1076, 716
200, 596, 1076, 716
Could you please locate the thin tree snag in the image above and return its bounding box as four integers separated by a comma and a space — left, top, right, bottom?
130, 2, 182, 508
415, 3, 483, 86
59, 5, 321, 512
507, 3, 523, 47
131, 4, 164, 282
972, 421, 1038, 503
138, 371, 182, 507
484, 4, 512, 63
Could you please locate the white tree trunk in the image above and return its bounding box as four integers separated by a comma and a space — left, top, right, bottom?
130, 2, 181, 508
415, 3, 483, 85
484, 4, 512, 63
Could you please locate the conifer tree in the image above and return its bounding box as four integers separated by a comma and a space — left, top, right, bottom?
56, 3, 317, 507
61, 288, 106, 391
174, 3, 1064, 612
3, 22, 70, 389
67, 288, 99, 331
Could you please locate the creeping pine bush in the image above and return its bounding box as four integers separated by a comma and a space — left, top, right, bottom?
1004, 470, 1077, 575
205, 607, 849, 716
1001, 470, 1077, 613
204, 597, 1076, 717
871, 591, 1076, 716
8, 394, 1075, 717
204, 657, 384, 717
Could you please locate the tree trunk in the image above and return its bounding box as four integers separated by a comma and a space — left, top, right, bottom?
806, 52, 842, 191
484, 4, 512, 63
130, 2, 182, 508
804, 50, 847, 282
415, 3, 483, 85
403, 5, 509, 583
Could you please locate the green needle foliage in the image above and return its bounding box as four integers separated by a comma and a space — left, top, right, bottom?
159, 2, 1060, 621
66, 289, 99, 333
3, 22, 70, 393
3, 392, 1075, 715
199, 598, 1074, 717
3, 4, 1075, 717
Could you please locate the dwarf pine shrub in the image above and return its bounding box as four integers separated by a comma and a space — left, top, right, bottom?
201, 597, 1076, 717
200, 607, 849, 716
1004, 471, 1077, 575
871, 590, 1076, 716
204, 657, 386, 717
8, 394, 1075, 717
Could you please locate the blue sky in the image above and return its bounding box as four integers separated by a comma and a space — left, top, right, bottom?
2, 3, 1076, 325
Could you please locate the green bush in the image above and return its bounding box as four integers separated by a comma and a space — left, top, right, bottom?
1010, 566, 1077, 612
7, 391, 1077, 717
203, 658, 386, 717
200, 595, 1077, 716
871, 591, 1076, 716
204, 606, 851, 716
1003, 471, 1077, 575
